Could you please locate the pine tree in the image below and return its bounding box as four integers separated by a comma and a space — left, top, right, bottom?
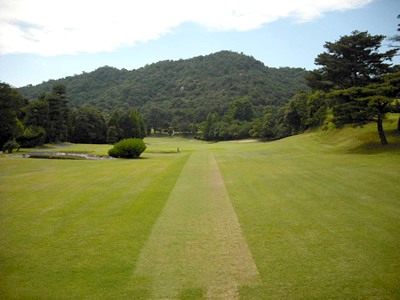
306, 31, 397, 91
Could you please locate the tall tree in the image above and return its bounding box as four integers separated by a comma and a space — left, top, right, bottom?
144, 106, 167, 134
305, 91, 328, 128
23, 99, 49, 128
107, 110, 122, 143
330, 71, 400, 144
306, 31, 397, 91
118, 109, 146, 139
137, 114, 147, 139
283, 92, 309, 135
0, 83, 27, 148
46, 84, 69, 142
200, 112, 219, 141
70, 106, 107, 143
106, 126, 120, 144
129, 109, 141, 138
388, 14, 400, 130
20, 99, 49, 147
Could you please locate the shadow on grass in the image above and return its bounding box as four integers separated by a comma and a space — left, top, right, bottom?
179, 287, 205, 299
114, 156, 150, 159
346, 129, 400, 155
145, 151, 179, 154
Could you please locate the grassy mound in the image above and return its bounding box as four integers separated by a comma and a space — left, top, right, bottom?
312, 113, 400, 152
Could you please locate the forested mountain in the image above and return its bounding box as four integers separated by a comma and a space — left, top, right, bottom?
3, 32, 397, 150
18, 51, 309, 117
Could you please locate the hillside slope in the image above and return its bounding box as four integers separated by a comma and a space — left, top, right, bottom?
276, 113, 400, 154
18, 51, 309, 114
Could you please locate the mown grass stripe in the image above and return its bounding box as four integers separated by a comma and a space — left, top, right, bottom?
0, 153, 191, 299
132, 150, 261, 298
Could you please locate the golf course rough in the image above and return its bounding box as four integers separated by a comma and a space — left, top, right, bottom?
132, 150, 261, 298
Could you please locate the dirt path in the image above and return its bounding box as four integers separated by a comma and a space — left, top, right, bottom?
132, 150, 261, 298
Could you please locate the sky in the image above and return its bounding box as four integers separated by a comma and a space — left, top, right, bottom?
0, 0, 399, 88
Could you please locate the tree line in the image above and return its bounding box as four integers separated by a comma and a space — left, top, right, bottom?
2, 27, 400, 150
197, 30, 400, 144
0, 84, 146, 151
18, 51, 309, 132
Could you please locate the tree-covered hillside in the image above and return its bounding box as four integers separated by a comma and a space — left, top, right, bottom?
4, 32, 397, 148
18, 51, 309, 115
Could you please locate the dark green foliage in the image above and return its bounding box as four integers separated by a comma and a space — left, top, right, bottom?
392, 101, 400, 131
0, 83, 69, 148
128, 109, 141, 138
69, 106, 107, 144
108, 138, 146, 158
199, 113, 219, 141
250, 91, 329, 140
119, 109, 146, 140
107, 110, 121, 129
23, 100, 49, 129
5, 79, 148, 146
106, 126, 120, 144
138, 114, 147, 139
19, 66, 130, 108
144, 106, 166, 134
15, 52, 310, 142
45, 85, 69, 142
305, 91, 328, 128
196, 91, 325, 142
306, 31, 397, 91
329, 71, 400, 144
198, 109, 255, 141
119, 112, 135, 139
107, 110, 122, 140
18, 51, 309, 129
304, 30, 399, 145
283, 92, 309, 135
250, 106, 287, 140
218, 121, 253, 140
230, 98, 253, 121
2, 138, 20, 153
0, 83, 28, 148
14, 118, 25, 140
19, 126, 46, 147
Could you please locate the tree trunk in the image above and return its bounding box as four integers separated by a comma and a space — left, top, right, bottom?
377, 117, 388, 145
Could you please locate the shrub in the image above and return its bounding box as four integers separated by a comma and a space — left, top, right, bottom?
108, 138, 146, 158
18, 126, 46, 147
2, 139, 20, 153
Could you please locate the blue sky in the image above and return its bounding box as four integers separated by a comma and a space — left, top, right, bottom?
0, 0, 399, 88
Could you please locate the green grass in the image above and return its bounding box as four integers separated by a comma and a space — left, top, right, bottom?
15, 136, 204, 156
0, 117, 399, 298
131, 150, 260, 298
213, 115, 400, 298
0, 151, 190, 298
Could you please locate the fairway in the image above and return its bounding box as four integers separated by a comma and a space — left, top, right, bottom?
133, 150, 260, 298
1, 122, 400, 298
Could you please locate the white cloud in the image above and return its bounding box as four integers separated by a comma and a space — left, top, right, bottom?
0, 0, 373, 56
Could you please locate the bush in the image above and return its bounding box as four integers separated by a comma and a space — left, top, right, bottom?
2, 139, 20, 153
108, 138, 146, 158
18, 126, 46, 147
